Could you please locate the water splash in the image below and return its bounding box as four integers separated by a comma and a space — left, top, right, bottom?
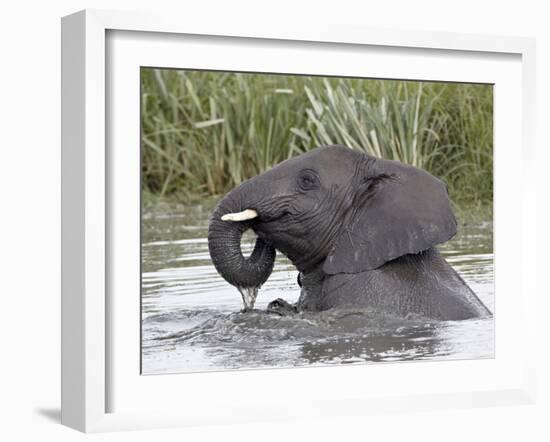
237, 286, 259, 311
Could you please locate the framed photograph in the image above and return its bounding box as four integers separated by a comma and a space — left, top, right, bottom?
61, 9, 537, 432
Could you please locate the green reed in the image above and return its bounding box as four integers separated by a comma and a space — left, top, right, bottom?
141, 69, 492, 206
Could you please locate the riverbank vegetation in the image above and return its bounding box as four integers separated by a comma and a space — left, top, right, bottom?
141, 69, 492, 208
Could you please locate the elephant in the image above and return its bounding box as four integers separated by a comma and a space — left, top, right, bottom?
207, 145, 492, 321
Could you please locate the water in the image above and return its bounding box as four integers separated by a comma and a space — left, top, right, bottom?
141, 202, 494, 375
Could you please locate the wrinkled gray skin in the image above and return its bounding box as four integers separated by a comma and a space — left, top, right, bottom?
208, 145, 491, 320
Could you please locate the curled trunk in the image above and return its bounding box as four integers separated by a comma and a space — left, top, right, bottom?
208, 203, 276, 293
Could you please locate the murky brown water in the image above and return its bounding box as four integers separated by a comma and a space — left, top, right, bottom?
141, 201, 494, 374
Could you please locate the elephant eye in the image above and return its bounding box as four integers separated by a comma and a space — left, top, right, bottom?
297, 170, 319, 191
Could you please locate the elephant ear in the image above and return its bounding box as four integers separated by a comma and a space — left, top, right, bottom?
323, 158, 457, 274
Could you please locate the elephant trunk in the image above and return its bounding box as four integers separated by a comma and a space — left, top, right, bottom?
208, 190, 276, 309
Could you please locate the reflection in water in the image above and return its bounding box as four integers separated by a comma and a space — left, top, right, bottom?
141, 203, 494, 374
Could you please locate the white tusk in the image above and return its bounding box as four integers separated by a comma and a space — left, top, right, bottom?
221, 209, 258, 222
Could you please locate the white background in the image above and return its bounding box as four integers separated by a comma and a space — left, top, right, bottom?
0, 1, 548, 441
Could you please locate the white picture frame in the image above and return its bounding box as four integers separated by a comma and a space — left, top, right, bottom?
61, 9, 537, 433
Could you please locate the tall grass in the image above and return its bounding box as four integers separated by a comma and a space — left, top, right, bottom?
291, 80, 444, 168
141, 69, 492, 206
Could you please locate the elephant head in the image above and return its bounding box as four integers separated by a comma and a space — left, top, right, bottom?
208, 145, 457, 309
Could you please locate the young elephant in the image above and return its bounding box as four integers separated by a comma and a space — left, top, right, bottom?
208, 145, 491, 320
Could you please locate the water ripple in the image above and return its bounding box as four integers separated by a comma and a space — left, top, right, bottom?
141, 211, 494, 374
